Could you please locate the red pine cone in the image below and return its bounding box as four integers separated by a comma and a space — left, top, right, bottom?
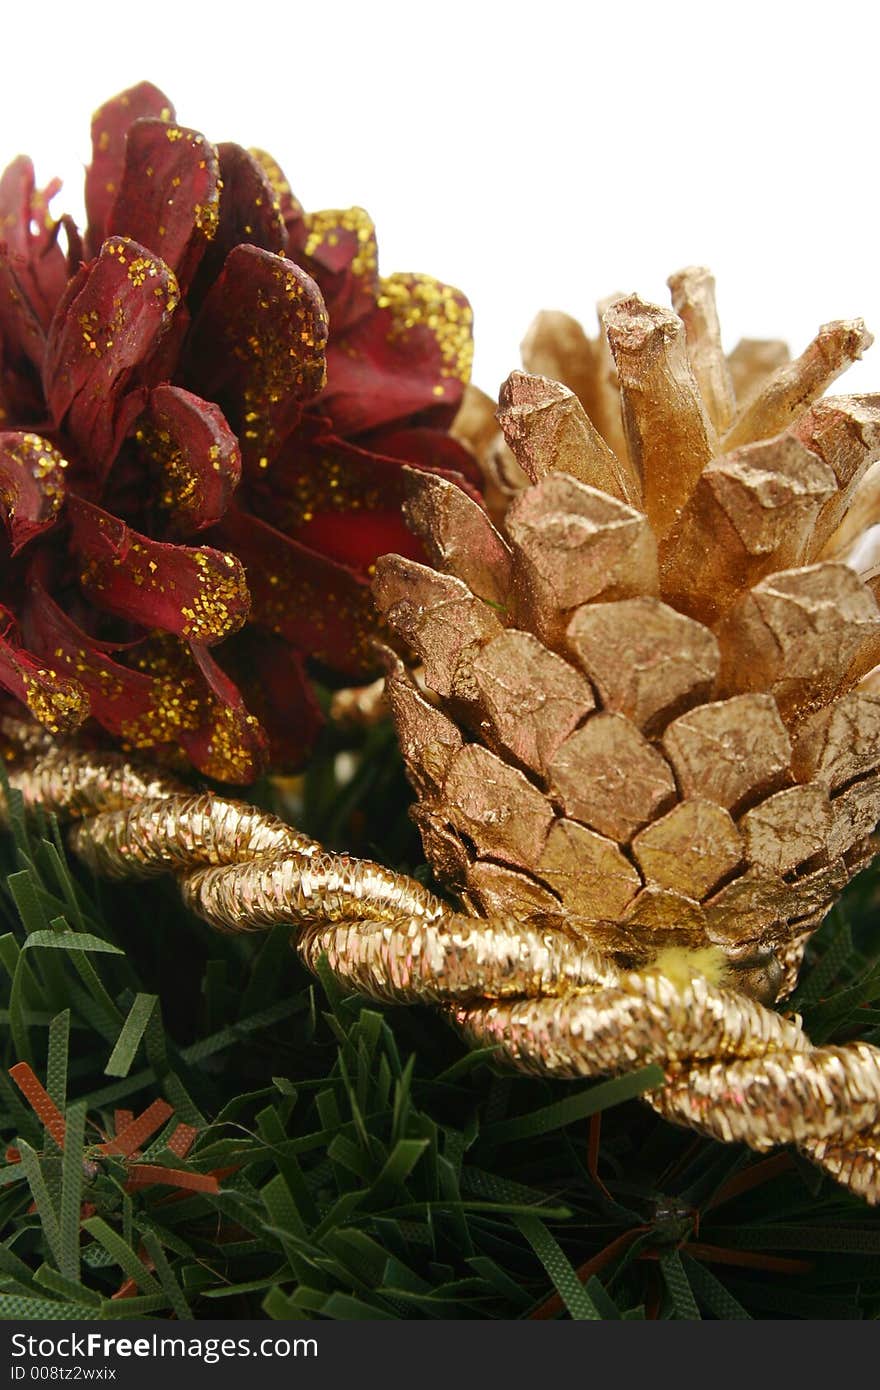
0, 82, 477, 780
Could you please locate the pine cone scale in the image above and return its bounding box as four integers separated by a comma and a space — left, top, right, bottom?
390, 268, 880, 998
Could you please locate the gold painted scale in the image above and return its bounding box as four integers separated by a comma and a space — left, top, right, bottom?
7, 268, 880, 1201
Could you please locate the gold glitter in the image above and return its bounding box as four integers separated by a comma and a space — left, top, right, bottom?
192, 197, 220, 240
77, 530, 246, 646
103, 636, 260, 781
249, 149, 303, 222
271, 451, 387, 532
230, 257, 328, 461
126, 257, 152, 288
102, 239, 180, 315
197, 703, 267, 784
136, 424, 201, 521
20, 673, 89, 736
0, 434, 68, 524
178, 551, 249, 644
302, 207, 378, 279
377, 272, 474, 384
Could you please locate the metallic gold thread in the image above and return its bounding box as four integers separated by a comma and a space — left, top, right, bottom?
3, 729, 880, 1203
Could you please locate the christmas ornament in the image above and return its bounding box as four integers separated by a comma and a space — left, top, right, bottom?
6, 268, 880, 1203
0, 82, 476, 780
379, 273, 880, 1001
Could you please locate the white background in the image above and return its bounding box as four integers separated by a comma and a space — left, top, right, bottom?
2, 0, 877, 399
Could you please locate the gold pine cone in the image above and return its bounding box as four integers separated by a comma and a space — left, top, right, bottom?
377, 267, 880, 1003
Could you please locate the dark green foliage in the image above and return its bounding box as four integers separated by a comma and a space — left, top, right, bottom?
1, 725, 880, 1320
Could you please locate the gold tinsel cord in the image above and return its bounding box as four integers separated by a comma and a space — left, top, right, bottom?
4, 730, 880, 1203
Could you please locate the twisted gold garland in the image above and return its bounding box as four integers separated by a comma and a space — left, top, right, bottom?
4, 729, 880, 1202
